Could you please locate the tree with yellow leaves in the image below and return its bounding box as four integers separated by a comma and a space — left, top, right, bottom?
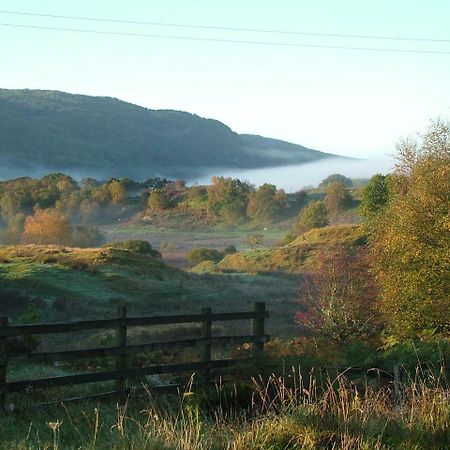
22, 208, 73, 245
370, 120, 450, 337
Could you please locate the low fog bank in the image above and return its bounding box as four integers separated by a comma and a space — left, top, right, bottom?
190, 157, 394, 191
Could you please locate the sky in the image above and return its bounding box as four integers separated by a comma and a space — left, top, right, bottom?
1, 0, 450, 159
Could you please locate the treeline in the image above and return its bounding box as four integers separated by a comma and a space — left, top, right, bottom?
0, 169, 359, 246
0, 174, 172, 246
147, 173, 358, 226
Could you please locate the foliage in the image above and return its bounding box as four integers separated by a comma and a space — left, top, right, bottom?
325, 181, 353, 218
319, 173, 352, 188
147, 189, 171, 211
360, 173, 391, 217
246, 183, 288, 223
369, 120, 450, 337
223, 244, 238, 254
21, 208, 72, 245
296, 247, 381, 343
187, 247, 225, 264
187, 185, 208, 201
295, 200, 329, 233
207, 177, 253, 224
103, 240, 160, 257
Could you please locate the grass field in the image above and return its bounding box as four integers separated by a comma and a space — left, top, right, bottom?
103, 223, 290, 268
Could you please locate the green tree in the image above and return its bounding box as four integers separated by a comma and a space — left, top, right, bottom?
370, 120, 450, 337
319, 173, 352, 188
295, 201, 329, 234
247, 183, 288, 223
360, 174, 391, 217
187, 247, 225, 264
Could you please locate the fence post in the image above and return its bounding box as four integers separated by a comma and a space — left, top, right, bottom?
115, 304, 127, 394
201, 307, 212, 384
252, 302, 266, 357
0, 316, 8, 412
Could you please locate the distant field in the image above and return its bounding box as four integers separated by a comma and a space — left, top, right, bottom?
103, 224, 290, 268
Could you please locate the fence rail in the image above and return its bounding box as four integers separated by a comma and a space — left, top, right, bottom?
0, 302, 269, 408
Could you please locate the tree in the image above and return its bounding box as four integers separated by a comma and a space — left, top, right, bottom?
296, 247, 380, 343
107, 179, 127, 204
295, 201, 328, 234
360, 174, 391, 217
369, 120, 450, 336
187, 248, 224, 264
148, 189, 170, 211
247, 183, 288, 223
325, 182, 353, 218
319, 173, 352, 188
22, 208, 72, 245
207, 177, 253, 224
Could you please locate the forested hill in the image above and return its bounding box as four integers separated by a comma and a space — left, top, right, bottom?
0, 89, 337, 180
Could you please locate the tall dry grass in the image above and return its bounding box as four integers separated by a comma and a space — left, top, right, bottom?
3, 368, 449, 449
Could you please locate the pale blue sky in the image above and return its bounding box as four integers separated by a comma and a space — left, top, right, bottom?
1, 0, 450, 157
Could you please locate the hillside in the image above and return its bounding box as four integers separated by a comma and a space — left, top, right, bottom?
0, 243, 300, 337
217, 224, 365, 274
0, 89, 335, 180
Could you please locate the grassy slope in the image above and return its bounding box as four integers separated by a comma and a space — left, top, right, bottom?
218, 224, 365, 273
0, 245, 186, 318
0, 244, 301, 338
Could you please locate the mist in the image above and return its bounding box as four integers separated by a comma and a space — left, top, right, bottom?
190, 156, 394, 191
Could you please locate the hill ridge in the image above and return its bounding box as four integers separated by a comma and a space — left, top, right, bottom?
0, 88, 340, 180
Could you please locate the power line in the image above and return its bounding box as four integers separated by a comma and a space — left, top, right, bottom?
1, 9, 449, 44
1, 22, 450, 55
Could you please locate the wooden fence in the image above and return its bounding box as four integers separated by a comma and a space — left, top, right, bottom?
0, 302, 269, 408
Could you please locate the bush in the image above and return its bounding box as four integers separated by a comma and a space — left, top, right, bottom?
187, 247, 225, 265
103, 240, 161, 257
223, 244, 237, 255
295, 200, 328, 234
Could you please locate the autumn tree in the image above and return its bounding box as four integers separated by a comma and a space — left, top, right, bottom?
247, 183, 288, 223
22, 208, 73, 245
148, 189, 170, 211
325, 182, 353, 218
107, 179, 128, 204
369, 120, 450, 337
297, 247, 380, 343
295, 200, 328, 234
207, 177, 253, 224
